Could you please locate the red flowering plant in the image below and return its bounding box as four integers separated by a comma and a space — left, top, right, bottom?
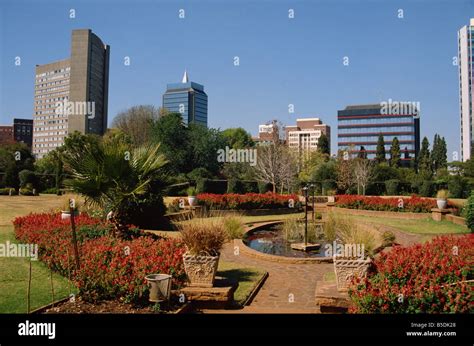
196, 192, 300, 210
348, 235, 474, 313
14, 212, 186, 303
335, 194, 458, 213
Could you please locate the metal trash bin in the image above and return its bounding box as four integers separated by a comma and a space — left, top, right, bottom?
145, 274, 172, 303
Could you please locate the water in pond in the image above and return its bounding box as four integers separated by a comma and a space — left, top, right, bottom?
243, 224, 329, 258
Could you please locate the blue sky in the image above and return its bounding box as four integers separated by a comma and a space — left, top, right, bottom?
0, 0, 472, 157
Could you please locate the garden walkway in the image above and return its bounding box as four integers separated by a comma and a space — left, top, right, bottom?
204, 241, 333, 313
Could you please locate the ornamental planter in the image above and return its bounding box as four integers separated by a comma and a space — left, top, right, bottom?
145, 274, 172, 303
188, 196, 197, 207
436, 199, 447, 210
183, 253, 219, 287
61, 210, 79, 220
333, 256, 372, 292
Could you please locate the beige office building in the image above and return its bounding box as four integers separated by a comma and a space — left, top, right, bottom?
285, 118, 331, 157
33, 29, 110, 158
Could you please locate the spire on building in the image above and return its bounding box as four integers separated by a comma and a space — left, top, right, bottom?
182, 69, 189, 83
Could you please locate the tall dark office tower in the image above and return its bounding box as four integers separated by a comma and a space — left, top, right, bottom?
32, 29, 110, 158
337, 103, 420, 163
162, 71, 208, 127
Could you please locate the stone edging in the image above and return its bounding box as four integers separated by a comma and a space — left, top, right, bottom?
241, 271, 269, 306
237, 222, 333, 264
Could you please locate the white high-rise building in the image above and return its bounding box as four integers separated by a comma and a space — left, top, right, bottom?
459, 18, 474, 162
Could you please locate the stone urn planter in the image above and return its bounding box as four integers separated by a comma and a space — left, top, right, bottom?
182, 253, 219, 288
333, 256, 372, 292
436, 190, 448, 210
187, 186, 197, 207
145, 274, 172, 303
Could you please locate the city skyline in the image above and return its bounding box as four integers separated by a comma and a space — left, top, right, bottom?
0, 0, 472, 158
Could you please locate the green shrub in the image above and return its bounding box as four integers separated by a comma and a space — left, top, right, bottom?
19, 183, 36, 196
385, 179, 400, 196
465, 192, 474, 232
41, 187, 59, 194
322, 179, 336, 195
448, 175, 467, 198
242, 181, 259, 193
0, 187, 16, 195
258, 182, 272, 193
227, 179, 244, 194
19, 169, 38, 189
196, 178, 227, 194
419, 180, 434, 197
381, 230, 396, 247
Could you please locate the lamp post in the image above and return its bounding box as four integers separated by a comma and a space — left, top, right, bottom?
302, 185, 309, 246
310, 183, 315, 221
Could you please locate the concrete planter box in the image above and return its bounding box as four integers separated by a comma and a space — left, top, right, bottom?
183, 253, 219, 288
334, 257, 372, 292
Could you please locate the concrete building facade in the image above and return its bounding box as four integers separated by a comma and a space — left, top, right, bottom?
285, 118, 331, 157
33, 29, 110, 158
459, 18, 474, 161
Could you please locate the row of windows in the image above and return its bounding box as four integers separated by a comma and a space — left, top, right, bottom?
35, 78, 69, 89
35, 90, 69, 100
339, 144, 415, 151
35, 85, 68, 94
339, 126, 414, 133
338, 116, 415, 125
339, 135, 415, 142
34, 141, 64, 148
35, 67, 70, 78
34, 126, 68, 132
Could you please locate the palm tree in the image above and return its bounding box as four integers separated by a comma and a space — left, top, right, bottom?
64, 136, 168, 238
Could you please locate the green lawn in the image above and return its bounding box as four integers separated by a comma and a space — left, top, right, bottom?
346, 214, 469, 235
217, 261, 267, 307
0, 195, 78, 313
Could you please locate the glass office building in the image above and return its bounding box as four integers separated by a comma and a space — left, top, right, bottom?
162, 71, 208, 127
338, 104, 420, 162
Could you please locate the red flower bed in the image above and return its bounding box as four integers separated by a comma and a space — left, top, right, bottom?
349, 235, 474, 313
14, 213, 186, 302
197, 192, 299, 210
335, 194, 445, 213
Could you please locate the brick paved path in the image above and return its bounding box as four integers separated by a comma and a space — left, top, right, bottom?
205, 241, 334, 313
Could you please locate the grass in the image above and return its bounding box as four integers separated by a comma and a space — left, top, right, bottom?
345, 214, 469, 235
217, 261, 267, 307
0, 194, 79, 313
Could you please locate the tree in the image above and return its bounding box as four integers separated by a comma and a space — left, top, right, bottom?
418, 137, 432, 178
432, 134, 448, 172
375, 134, 386, 163
390, 137, 401, 167
151, 113, 191, 175
0, 143, 35, 189
336, 150, 354, 193
64, 136, 168, 237
112, 105, 160, 146
221, 128, 254, 149
353, 158, 372, 195
188, 124, 226, 176
317, 133, 330, 156
358, 146, 367, 159
298, 151, 326, 182
403, 147, 410, 160
254, 141, 297, 193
